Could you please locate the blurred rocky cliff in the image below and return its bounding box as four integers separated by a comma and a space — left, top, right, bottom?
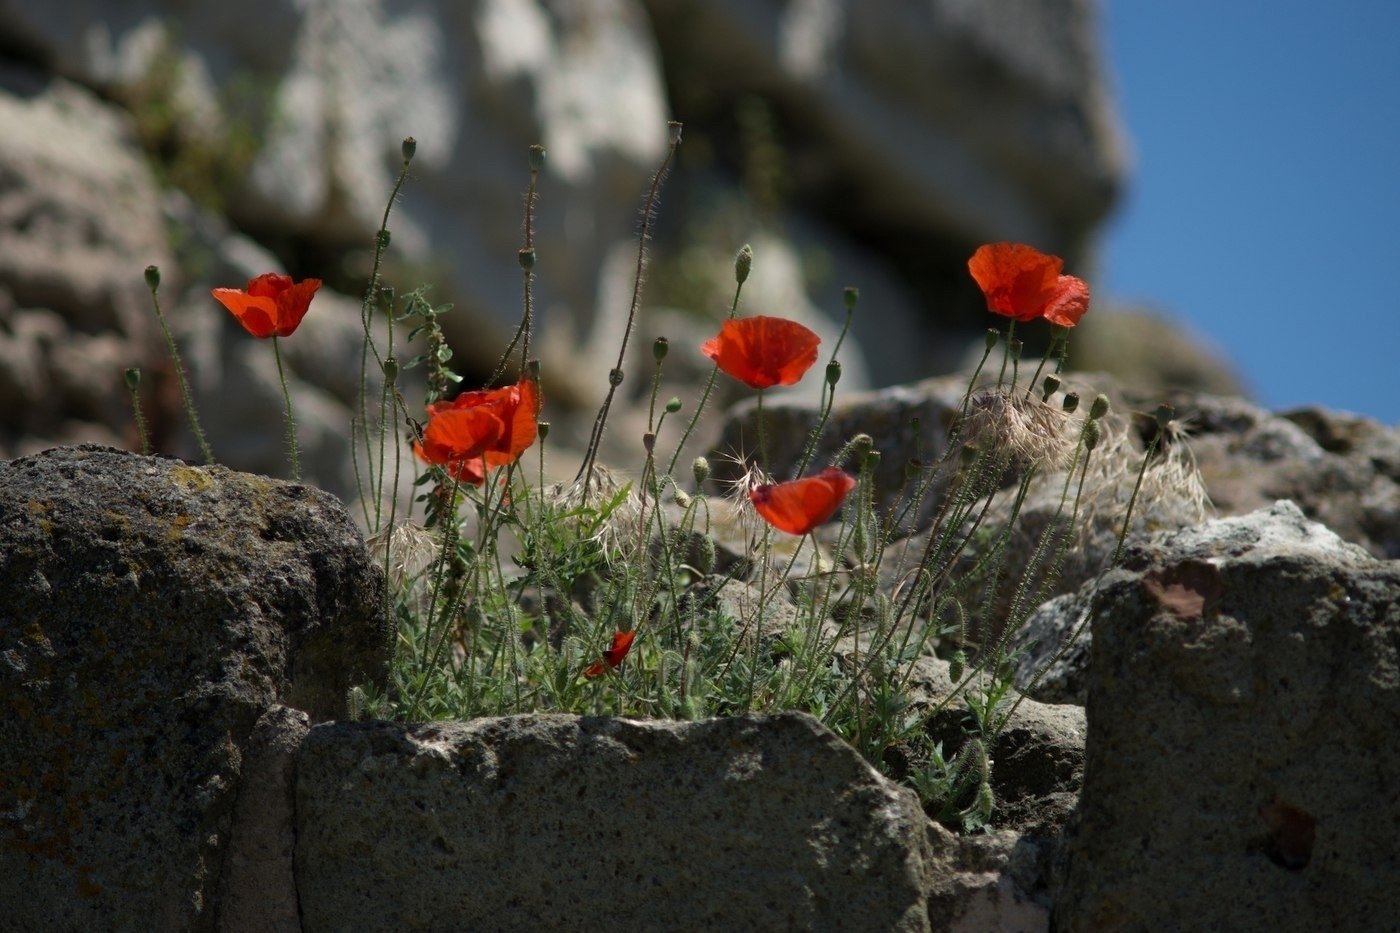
0, 0, 1193, 500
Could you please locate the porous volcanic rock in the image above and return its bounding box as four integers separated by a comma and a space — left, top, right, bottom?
296, 712, 933, 931
0, 445, 385, 930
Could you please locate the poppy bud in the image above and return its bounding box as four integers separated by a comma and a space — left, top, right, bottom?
665, 397, 682, 413
528, 144, 546, 172
538, 421, 550, 440
667, 121, 683, 145
518, 248, 535, 271
1062, 392, 1080, 414
692, 456, 710, 486
735, 244, 753, 285
653, 336, 669, 362
401, 136, 417, 162
984, 328, 999, 351
144, 265, 160, 291
382, 357, 398, 385
673, 488, 691, 508
843, 286, 859, 314
825, 360, 842, 387
1155, 403, 1175, 431
1083, 420, 1101, 451
949, 649, 966, 682
1009, 338, 1023, 361
1089, 394, 1110, 420
124, 367, 141, 391
1041, 373, 1061, 402
696, 534, 717, 574
608, 368, 625, 387
377, 229, 391, 249
851, 433, 874, 460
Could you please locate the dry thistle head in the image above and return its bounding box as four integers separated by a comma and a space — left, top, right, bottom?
366, 521, 441, 589
961, 388, 1077, 471
540, 465, 643, 565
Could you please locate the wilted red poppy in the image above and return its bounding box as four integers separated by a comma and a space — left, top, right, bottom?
701, 315, 821, 389
584, 630, 637, 678
749, 467, 857, 536
967, 243, 1090, 326
413, 376, 540, 484
212, 273, 322, 338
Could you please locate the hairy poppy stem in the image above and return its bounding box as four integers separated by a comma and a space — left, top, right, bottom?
124, 368, 152, 456
145, 267, 214, 464
576, 122, 682, 496
272, 337, 300, 481
666, 245, 749, 479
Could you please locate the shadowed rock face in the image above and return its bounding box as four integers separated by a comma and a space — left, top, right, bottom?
0, 445, 385, 931
1054, 501, 1400, 930
296, 712, 934, 932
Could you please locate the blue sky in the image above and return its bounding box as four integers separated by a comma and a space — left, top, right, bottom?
1101, 3, 1400, 424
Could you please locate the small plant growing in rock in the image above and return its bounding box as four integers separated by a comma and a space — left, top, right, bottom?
150, 128, 1206, 833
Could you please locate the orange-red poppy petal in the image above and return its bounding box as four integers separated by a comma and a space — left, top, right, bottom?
701, 316, 821, 389
1042, 275, 1091, 328
749, 467, 857, 536
213, 273, 322, 338
967, 243, 1063, 322
271, 278, 322, 336
484, 376, 540, 467
584, 629, 637, 678
419, 407, 505, 463
212, 289, 280, 338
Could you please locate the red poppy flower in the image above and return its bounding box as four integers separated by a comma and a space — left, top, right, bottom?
967, 243, 1090, 326
749, 467, 857, 536
413, 376, 540, 484
701, 315, 821, 389
212, 273, 322, 338
584, 630, 637, 678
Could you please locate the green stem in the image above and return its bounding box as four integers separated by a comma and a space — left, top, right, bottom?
148, 276, 213, 463
272, 336, 300, 480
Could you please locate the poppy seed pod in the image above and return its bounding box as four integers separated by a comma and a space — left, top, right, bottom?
1083, 420, 1102, 451
401, 136, 417, 162
985, 328, 1000, 351
382, 357, 398, 385
124, 367, 141, 391
608, 368, 625, 387
735, 244, 753, 285
1062, 392, 1080, 414
667, 121, 683, 145
1155, 403, 1175, 431
518, 248, 535, 271
528, 144, 546, 172
653, 337, 669, 362
144, 265, 160, 291
826, 360, 842, 387
1041, 373, 1061, 402
843, 286, 859, 313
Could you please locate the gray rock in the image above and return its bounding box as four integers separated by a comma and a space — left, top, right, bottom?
217, 705, 309, 933
0, 0, 671, 405
641, 0, 1124, 256
1056, 500, 1400, 930
0, 63, 172, 458
296, 712, 933, 931
924, 823, 1050, 933
0, 445, 386, 931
